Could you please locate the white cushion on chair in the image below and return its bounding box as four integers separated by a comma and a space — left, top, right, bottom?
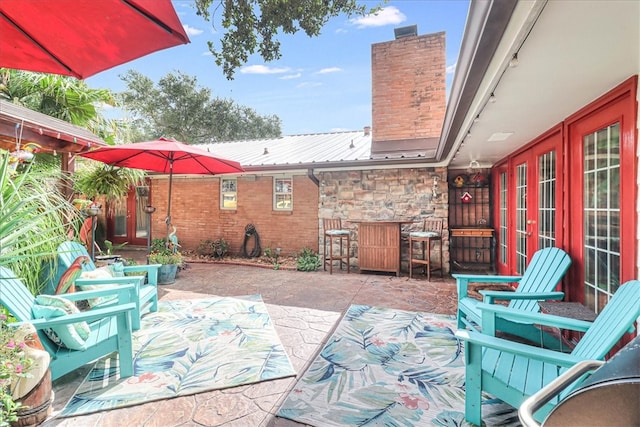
326, 230, 349, 236
409, 231, 440, 238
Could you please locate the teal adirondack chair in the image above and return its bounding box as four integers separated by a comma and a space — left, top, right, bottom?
57, 241, 160, 330
454, 247, 571, 347
456, 280, 640, 425
0, 266, 136, 381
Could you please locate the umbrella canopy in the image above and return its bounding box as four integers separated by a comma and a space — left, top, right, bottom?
79, 137, 244, 240
0, 0, 189, 79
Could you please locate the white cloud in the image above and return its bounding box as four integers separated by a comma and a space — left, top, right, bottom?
446, 62, 457, 74
280, 73, 302, 80
296, 82, 323, 89
240, 65, 291, 75
351, 6, 406, 29
314, 67, 342, 75
183, 24, 203, 36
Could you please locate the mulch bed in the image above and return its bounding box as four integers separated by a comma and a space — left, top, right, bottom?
182, 252, 299, 271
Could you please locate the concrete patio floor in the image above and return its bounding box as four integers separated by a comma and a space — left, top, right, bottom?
42, 252, 459, 427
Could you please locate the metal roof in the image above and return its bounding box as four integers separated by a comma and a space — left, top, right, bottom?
195, 129, 437, 172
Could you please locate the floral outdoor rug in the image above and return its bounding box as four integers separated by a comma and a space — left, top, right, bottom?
277, 305, 519, 426
60, 295, 296, 417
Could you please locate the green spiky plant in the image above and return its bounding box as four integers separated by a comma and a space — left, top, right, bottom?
0, 151, 76, 295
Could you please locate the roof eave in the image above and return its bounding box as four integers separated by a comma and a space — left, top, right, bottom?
436, 0, 518, 162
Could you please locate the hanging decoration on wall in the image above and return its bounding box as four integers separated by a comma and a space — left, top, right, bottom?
450, 174, 468, 188
470, 172, 488, 187
461, 191, 473, 203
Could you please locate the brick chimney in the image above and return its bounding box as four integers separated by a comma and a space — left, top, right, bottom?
370, 29, 446, 158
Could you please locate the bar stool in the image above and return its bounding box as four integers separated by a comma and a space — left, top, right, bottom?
323, 218, 350, 274
409, 218, 443, 280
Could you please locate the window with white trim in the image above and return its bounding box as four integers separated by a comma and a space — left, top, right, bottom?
220, 178, 237, 210
273, 177, 292, 211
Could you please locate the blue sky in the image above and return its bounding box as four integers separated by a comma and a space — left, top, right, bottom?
86, 0, 470, 136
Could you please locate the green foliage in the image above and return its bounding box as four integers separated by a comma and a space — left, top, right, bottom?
148, 238, 182, 265
148, 251, 183, 265
262, 247, 283, 270
196, 238, 229, 259
194, 0, 375, 80
0, 69, 121, 143
295, 247, 321, 272
103, 240, 128, 255
119, 70, 282, 143
0, 152, 75, 294
73, 164, 146, 202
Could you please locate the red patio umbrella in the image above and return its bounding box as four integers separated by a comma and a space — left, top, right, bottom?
0, 0, 189, 79
79, 137, 244, 240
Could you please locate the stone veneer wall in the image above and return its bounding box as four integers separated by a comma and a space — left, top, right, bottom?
318, 166, 449, 273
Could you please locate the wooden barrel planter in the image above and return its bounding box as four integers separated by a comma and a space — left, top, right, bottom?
12, 369, 53, 427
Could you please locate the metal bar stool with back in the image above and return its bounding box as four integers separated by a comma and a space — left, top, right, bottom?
408, 218, 443, 280
323, 218, 350, 274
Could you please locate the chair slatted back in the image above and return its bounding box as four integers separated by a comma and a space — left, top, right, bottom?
423, 218, 443, 235
572, 280, 640, 359
58, 241, 97, 272
323, 218, 343, 233
0, 266, 63, 356
0, 266, 37, 322
510, 247, 571, 312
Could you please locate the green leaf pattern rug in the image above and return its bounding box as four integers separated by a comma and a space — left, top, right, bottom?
277, 304, 519, 426
61, 295, 296, 417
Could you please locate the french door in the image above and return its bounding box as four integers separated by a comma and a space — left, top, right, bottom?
107, 185, 150, 246
496, 129, 563, 275
566, 77, 636, 310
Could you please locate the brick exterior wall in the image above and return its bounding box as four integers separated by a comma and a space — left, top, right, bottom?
371, 31, 446, 143
149, 174, 318, 258
318, 166, 449, 272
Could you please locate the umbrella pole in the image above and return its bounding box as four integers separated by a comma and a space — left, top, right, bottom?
166, 161, 173, 243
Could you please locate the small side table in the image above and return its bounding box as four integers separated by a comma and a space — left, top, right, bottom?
538, 302, 597, 351
538, 302, 597, 322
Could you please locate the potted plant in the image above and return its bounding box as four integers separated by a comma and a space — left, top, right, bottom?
0, 308, 49, 427
148, 239, 182, 285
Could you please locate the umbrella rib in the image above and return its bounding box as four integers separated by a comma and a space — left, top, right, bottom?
0, 11, 78, 78
121, 0, 189, 43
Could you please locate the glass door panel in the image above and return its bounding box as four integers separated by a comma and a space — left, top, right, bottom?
583, 123, 620, 312
515, 163, 528, 274
537, 150, 556, 249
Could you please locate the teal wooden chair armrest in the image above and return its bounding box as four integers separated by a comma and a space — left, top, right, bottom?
480, 290, 564, 304
20, 302, 137, 329
73, 275, 151, 331
454, 273, 522, 297
453, 273, 523, 282
75, 275, 143, 287
54, 283, 136, 303
456, 329, 583, 367
477, 303, 593, 335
